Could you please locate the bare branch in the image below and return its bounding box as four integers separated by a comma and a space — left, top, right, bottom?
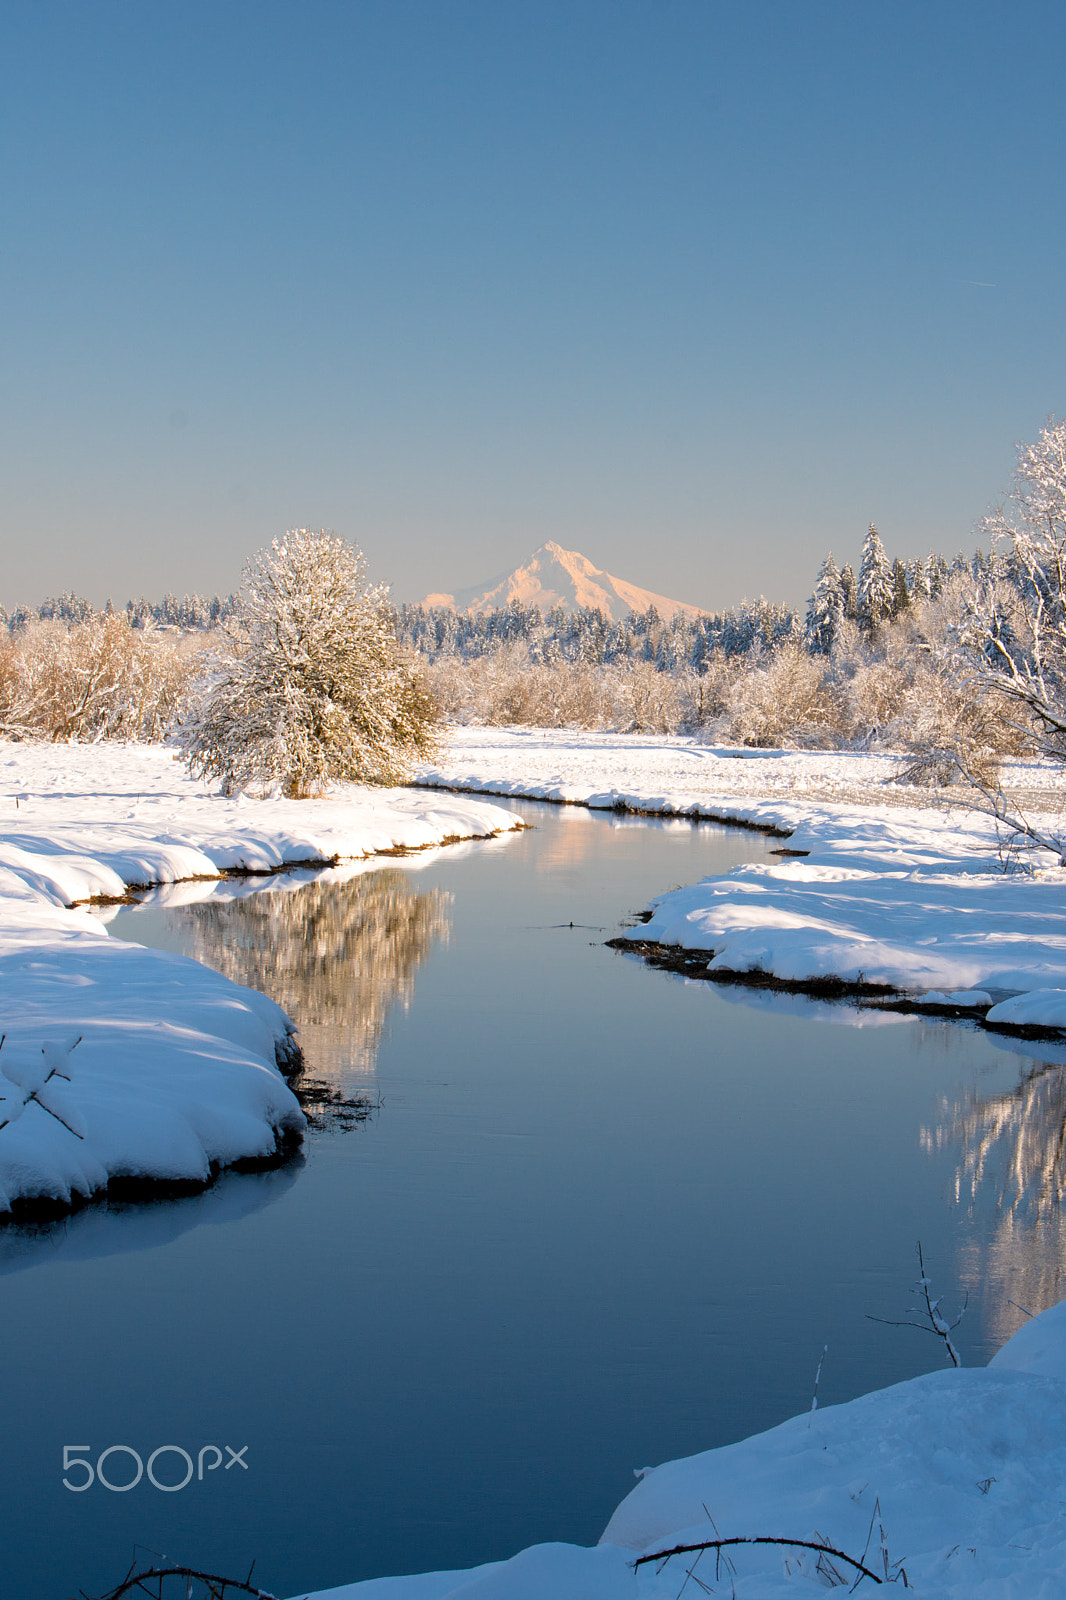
633, 1535, 884, 1584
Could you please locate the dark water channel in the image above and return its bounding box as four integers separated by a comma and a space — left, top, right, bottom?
4, 797, 1066, 1600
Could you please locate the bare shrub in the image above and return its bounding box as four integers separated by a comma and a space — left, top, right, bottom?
721, 642, 843, 747
895, 673, 1024, 787
884, 579, 1036, 786
0, 615, 205, 742
423, 650, 710, 734
617, 660, 700, 733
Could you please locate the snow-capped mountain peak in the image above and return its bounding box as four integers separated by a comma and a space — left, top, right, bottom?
421, 542, 705, 621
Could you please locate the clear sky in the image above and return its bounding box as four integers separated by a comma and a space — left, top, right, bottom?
2, 0, 1065, 614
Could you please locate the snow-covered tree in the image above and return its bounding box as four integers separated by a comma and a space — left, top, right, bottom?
965, 420, 1066, 765
889, 557, 911, 620
857, 523, 894, 631
839, 563, 858, 621
805, 553, 845, 654
179, 530, 439, 796
907, 558, 930, 603
926, 552, 949, 598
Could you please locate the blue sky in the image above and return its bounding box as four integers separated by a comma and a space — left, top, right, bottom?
2, 0, 1064, 612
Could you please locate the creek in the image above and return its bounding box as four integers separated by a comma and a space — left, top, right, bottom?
3, 797, 1064, 1600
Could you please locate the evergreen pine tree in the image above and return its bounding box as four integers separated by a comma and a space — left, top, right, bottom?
889, 558, 910, 619
857, 523, 894, 631
805, 553, 845, 654
840, 563, 858, 620
926, 553, 948, 598
907, 558, 930, 602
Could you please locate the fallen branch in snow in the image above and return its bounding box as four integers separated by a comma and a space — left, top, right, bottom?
0, 1033, 85, 1138
867, 1240, 967, 1367
84, 1561, 276, 1600
632, 1534, 888, 1585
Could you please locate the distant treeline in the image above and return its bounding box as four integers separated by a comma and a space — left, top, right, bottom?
2, 531, 990, 673
0, 590, 239, 632
396, 533, 989, 673
394, 595, 798, 670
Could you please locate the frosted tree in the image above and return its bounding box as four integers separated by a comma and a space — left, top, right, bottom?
857, 523, 894, 631
179, 530, 440, 797
966, 420, 1066, 765
890, 557, 911, 620
896, 422, 1066, 858
805, 553, 846, 654
926, 552, 949, 598
907, 558, 931, 602
839, 563, 858, 621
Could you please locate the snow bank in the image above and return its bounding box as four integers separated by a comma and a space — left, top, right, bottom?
0, 741, 520, 1213
419, 728, 1066, 1009
416, 726, 1066, 826
294, 1295, 1066, 1598
637, 806, 1066, 1000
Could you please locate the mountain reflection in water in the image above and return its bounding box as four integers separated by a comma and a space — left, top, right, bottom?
150, 868, 452, 1081
928, 1054, 1066, 1344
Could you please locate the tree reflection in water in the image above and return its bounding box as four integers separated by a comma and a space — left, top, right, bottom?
926, 1058, 1066, 1343
167, 868, 452, 1083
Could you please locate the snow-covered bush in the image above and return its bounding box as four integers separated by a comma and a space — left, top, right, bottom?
721, 642, 843, 747
0, 614, 203, 742
427, 650, 607, 729
179, 531, 439, 796
893, 578, 1033, 786
425, 650, 713, 734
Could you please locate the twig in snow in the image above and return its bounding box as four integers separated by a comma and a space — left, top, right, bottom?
809, 1342, 829, 1425
857, 1495, 910, 1589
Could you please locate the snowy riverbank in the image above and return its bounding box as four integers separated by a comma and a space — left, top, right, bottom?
0, 741, 520, 1214
418, 728, 1066, 1028
416, 725, 1066, 820
294, 1295, 1066, 1599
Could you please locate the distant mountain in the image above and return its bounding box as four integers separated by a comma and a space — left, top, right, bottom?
420, 541, 706, 623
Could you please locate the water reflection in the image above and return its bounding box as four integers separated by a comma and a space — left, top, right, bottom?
154, 869, 453, 1080
532, 807, 702, 876
929, 1056, 1066, 1341
0, 1160, 302, 1277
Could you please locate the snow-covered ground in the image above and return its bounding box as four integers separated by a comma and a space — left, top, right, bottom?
294, 1296, 1066, 1599
418, 728, 1066, 1028
416, 725, 1066, 819
0, 741, 519, 1214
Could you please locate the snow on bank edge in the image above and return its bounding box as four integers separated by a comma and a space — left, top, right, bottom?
418, 729, 1066, 1028
0, 743, 521, 1214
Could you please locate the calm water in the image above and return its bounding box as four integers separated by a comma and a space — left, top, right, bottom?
3, 798, 1066, 1600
